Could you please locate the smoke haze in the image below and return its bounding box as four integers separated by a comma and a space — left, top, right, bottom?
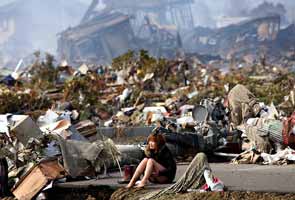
191, 0, 295, 27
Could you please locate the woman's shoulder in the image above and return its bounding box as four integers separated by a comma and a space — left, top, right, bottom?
159, 145, 176, 165
159, 145, 173, 156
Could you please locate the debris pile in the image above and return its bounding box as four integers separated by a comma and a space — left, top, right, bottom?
0, 0, 294, 199
0, 110, 121, 199
0, 48, 295, 199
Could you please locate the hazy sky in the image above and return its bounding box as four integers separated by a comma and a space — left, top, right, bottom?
0, 0, 91, 6
192, 0, 295, 27
1, 0, 294, 16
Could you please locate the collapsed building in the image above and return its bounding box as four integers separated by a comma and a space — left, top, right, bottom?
81, 0, 194, 32
275, 23, 295, 58
58, 0, 295, 65
57, 12, 137, 65
57, 0, 191, 65
248, 2, 289, 25
183, 15, 286, 60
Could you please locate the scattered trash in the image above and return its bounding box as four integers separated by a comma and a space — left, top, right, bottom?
0, 10, 294, 198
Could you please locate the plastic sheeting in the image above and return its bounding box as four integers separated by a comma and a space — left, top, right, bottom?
58, 137, 120, 178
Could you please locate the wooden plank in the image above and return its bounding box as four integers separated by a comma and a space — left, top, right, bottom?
12, 160, 66, 200
39, 160, 66, 180
13, 167, 48, 200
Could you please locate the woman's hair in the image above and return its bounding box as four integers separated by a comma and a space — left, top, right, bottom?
146, 133, 166, 152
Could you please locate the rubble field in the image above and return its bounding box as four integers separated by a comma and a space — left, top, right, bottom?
0, 0, 295, 199
0, 50, 295, 199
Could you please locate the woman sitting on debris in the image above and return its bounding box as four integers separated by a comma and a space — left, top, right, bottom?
126, 133, 176, 188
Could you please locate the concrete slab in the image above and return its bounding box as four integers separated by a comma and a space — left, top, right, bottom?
55, 163, 295, 193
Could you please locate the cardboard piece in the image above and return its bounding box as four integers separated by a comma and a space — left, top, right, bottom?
12, 159, 66, 200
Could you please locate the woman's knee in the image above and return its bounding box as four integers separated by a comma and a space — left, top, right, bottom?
147, 158, 155, 165
142, 158, 149, 163
139, 158, 149, 166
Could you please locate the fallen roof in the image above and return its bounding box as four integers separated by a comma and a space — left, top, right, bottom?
59, 12, 129, 41
218, 15, 281, 34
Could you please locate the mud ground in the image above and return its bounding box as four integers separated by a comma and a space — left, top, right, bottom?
110, 187, 295, 200
46, 187, 295, 200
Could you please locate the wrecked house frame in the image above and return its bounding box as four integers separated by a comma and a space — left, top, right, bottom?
57, 0, 188, 65
184, 15, 282, 59
57, 12, 136, 65
101, 0, 195, 32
